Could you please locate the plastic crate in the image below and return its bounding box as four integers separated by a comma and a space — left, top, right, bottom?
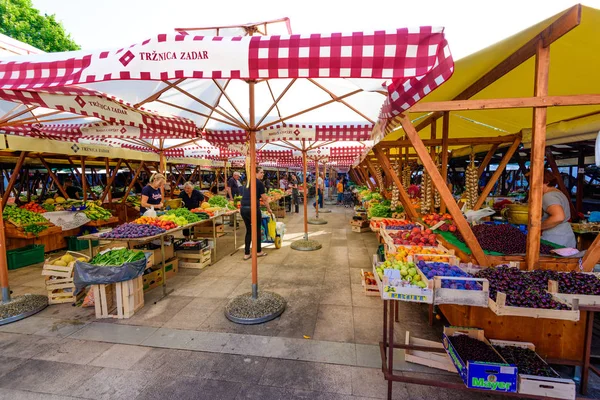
7, 244, 45, 270
66, 236, 99, 251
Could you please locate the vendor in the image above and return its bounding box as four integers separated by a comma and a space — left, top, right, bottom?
59, 178, 82, 200
227, 172, 242, 201
241, 167, 272, 260
179, 181, 204, 210
140, 173, 165, 215
540, 170, 577, 248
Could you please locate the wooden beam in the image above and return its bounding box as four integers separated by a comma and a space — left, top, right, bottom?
408, 94, 600, 113
81, 157, 88, 201
38, 156, 68, 199
361, 165, 376, 191
373, 147, 418, 220
582, 234, 600, 271
576, 147, 585, 214
474, 139, 521, 210
399, 114, 490, 266
545, 148, 578, 220
408, 5, 581, 133
440, 112, 450, 214
2, 152, 26, 207
526, 41, 550, 270
100, 159, 123, 202
364, 157, 390, 199
477, 144, 500, 178
378, 135, 518, 148
120, 162, 145, 203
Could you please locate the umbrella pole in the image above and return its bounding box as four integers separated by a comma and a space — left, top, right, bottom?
315, 160, 319, 218
0, 200, 10, 303
303, 150, 308, 240
249, 90, 258, 300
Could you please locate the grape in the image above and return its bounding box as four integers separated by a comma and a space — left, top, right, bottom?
448, 334, 504, 364
456, 224, 553, 255
558, 271, 600, 295
493, 345, 559, 378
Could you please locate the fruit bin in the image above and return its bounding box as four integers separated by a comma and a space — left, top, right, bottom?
372, 255, 433, 303
442, 326, 518, 393
489, 339, 575, 400
547, 275, 600, 306
360, 269, 380, 297
42, 251, 89, 304
7, 244, 45, 270
488, 291, 580, 321
66, 236, 99, 251
432, 276, 489, 307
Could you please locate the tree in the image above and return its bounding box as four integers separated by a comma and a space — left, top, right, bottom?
0, 0, 79, 52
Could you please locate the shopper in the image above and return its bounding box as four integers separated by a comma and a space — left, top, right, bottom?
140, 173, 165, 215
227, 171, 242, 200
179, 181, 204, 210
313, 172, 324, 209
61, 178, 82, 200
279, 175, 288, 190
336, 179, 344, 205
540, 170, 577, 248
289, 174, 300, 213
241, 167, 272, 260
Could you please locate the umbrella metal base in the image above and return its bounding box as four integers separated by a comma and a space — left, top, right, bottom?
291, 239, 323, 251
0, 294, 48, 326
225, 291, 286, 325
308, 217, 328, 225
319, 209, 331, 213
324, 200, 337, 205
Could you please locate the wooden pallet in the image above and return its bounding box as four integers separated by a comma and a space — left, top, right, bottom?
488, 292, 580, 321
91, 275, 144, 319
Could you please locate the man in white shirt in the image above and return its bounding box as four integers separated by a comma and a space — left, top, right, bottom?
313, 173, 324, 209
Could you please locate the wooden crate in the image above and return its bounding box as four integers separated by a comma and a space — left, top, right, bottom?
273, 209, 286, 219
404, 331, 456, 373
194, 223, 224, 234
432, 276, 489, 307
360, 269, 380, 297
351, 225, 370, 233
177, 249, 211, 269
84, 216, 119, 227
91, 275, 144, 319
42, 252, 89, 304
488, 292, 580, 321
489, 339, 575, 400
548, 278, 600, 306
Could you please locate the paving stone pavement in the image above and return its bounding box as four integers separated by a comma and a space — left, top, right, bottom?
0, 205, 577, 399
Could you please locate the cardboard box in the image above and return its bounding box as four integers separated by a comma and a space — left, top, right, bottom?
351, 226, 370, 233
194, 223, 225, 234
442, 326, 517, 393
143, 258, 179, 291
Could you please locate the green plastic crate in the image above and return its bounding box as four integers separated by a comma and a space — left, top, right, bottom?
7, 244, 45, 270
66, 236, 99, 251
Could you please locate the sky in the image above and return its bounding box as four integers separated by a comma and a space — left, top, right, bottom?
31, 0, 600, 60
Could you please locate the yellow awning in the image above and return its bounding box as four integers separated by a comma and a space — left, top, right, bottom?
383, 5, 600, 147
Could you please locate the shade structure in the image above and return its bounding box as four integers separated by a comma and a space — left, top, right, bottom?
0, 20, 454, 322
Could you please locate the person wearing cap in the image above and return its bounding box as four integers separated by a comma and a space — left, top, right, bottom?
540, 170, 576, 248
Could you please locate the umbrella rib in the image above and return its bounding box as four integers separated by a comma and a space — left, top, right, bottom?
164, 138, 200, 151
201, 79, 231, 131
11, 110, 63, 125
256, 78, 296, 128
162, 81, 247, 129
212, 79, 249, 127
155, 99, 245, 130
256, 89, 363, 130
307, 78, 373, 123
133, 79, 186, 109
0, 105, 38, 125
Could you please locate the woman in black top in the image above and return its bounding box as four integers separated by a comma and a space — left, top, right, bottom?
179, 182, 204, 210
140, 173, 165, 215
241, 167, 272, 260
289, 174, 300, 213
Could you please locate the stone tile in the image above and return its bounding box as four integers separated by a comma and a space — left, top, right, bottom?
0, 316, 58, 335
319, 286, 352, 306
0, 388, 82, 399
0, 359, 101, 395
353, 306, 384, 345
33, 338, 113, 365
235, 385, 294, 400
32, 319, 88, 337
202, 353, 267, 384
198, 306, 281, 337
351, 284, 383, 309
351, 366, 410, 399
142, 328, 231, 353
88, 344, 151, 370
162, 298, 224, 330
194, 278, 245, 299
136, 375, 243, 400
130, 348, 212, 376
221, 334, 273, 357
36, 303, 96, 322
69, 322, 158, 345
0, 332, 61, 359
313, 305, 354, 343
117, 295, 194, 327
68, 368, 153, 400
259, 358, 353, 395
0, 356, 26, 379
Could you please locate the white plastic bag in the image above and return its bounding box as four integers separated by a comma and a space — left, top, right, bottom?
143, 206, 157, 218
276, 222, 286, 236
465, 208, 495, 223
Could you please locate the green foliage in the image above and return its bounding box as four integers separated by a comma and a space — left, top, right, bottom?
0, 0, 79, 52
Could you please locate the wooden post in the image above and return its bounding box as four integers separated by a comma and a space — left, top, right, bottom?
0, 199, 10, 301
576, 147, 585, 215
440, 112, 449, 213
81, 157, 88, 202
373, 147, 418, 220
120, 162, 145, 203
545, 148, 578, 219
159, 152, 167, 174
105, 158, 112, 202
365, 157, 390, 199
248, 80, 259, 298
101, 159, 123, 202
526, 41, 550, 270
360, 164, 376, 191
474, 138, 521, 210
350, 169, 361, 185
582, 234, 600, 271
430, 119, 437, 159
302, 148, 309, 240
2, 152, 26, 208
399, 114, 490, 266
38, 156, 69, 199
478, 144, 500, 178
